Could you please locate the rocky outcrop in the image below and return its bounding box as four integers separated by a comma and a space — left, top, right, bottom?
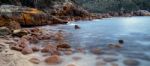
0, 3, 91, 28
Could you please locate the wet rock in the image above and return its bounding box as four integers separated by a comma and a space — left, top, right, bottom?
0, 27, 11, 36
21, 47, 33, 55
74, 25, 80, 29
12, 29, 28, 37
45, 55, 62, 64
123, 59, 140, 66
32, 46, 40, 52
91, 48, 101, 55
54, 30, 64, 42
108, 44, 123, 48
118, 40, 124, 44
103, 57, 118, 62
30, 34, 39, 43
57, 44, 71, 50
10, 44, 23, 51
18, 37, 30, 48
51, 51, 61, 55
29, 58, 40, 64
41, 44, 55, 53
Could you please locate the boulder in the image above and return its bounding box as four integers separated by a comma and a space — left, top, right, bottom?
57, 44, 71, 50
74, 25, 80, 29
21, 47, 33, 55
18, 37, 30, 48
32, 46, 40, 52
45, 55, 62, 64
118, 39, 124, 44
41, 44, 56, 53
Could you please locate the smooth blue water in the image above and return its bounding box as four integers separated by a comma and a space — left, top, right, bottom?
55, 16, 150, 56
55, 16, 150, 49
43, 16, 150, 66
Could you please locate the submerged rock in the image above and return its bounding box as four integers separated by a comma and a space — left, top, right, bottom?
74, 25, 80, 29
91, 48, 102, 55
108, 44, 123, 48
103, 57, 118, 62
45, 55, 62, 64
123, 59, 140, 66
41, 44, 55, 53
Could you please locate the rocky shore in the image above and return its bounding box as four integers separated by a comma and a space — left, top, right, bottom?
0, 1, 150, 66
0, 2, 150, 30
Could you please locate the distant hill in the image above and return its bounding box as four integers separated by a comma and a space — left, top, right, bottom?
73, 0, 150, 13
0, 0, 149, 13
